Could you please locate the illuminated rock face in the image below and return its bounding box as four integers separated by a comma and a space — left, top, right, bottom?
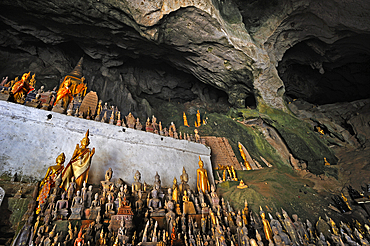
0, 0, 370, 112
0, 100, 213, 188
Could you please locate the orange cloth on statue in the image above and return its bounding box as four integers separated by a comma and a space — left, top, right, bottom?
54, 86, 72, 106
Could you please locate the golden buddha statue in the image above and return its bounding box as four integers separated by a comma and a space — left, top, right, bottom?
196, 110, 201, 127
37, 153, 66, 214
172, 177, 179, 203
196, 156, 210, 193
61, 130, 95, 191
40, 153, 65, 187
238, 142, 252, 170
324, 157, 330, 166
54, 78, 73, 109
29, 73, 36, 88
183, 112, 189, 127
182, 190, 196, 215
11, 72, 34, 103
260, 206, 273, 241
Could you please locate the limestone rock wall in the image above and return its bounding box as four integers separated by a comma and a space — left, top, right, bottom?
0, 101, 213, 189
0, 0, 369, 111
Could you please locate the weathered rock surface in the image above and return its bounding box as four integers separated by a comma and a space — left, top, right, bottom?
0, 0, 369, 113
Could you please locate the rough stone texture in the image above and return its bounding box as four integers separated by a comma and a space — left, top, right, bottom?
1, 0, 370, 113
0, 101, 213, 189
288, 98, 370, 148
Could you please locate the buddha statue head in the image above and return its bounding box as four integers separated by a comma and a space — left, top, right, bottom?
80, 130, 90, 148
134, 170, 141, 182
180, 167, 188, 184
198, 156, 204, 168
56, 153, 65, 165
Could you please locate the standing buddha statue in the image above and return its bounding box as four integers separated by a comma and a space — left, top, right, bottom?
260, 206, 273, 241
61, 130, 95, 191
196, 156, 210, 193
183, 112, 189, 127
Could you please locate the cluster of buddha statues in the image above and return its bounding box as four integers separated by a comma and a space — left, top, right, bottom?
12, 145, 370, 246
0, 67, 204, 145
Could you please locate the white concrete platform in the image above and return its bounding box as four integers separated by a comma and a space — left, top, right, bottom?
0, 100, 213, 189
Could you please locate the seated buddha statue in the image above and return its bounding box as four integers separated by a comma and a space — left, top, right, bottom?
182, 190, 196, 215
69, 190, 84, 220
179, 167, 190, 194
131, 170, 143, 196
148, 189, 165, 216
11, 72, 34, 104
55, 192, 69, 219
54, 78, 73, 109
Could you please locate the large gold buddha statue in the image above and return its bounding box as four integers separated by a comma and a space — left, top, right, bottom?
196, 156, 210, 193
61, 130, 95, 191
54, 78, 73, 109
11, 72, 34, 103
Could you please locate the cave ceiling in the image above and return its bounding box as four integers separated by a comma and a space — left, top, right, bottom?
0, 0, 370, 117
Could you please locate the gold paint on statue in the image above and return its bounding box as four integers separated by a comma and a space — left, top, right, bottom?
61, 130, 95, 191
238, 142, 252, 170
183, 112, 189, 127
197, 156, 210, 193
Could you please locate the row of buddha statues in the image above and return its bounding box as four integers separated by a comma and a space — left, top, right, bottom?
0, 70, 204, 145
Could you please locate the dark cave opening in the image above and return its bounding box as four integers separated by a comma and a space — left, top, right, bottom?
278, 35, 370, 105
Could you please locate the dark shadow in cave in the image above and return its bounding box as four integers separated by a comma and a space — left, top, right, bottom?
278, 35, 370, 105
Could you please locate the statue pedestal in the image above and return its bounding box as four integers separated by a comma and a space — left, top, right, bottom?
151, 216, 166, 230
69, 206, 83, 220
111, 213, 134, 232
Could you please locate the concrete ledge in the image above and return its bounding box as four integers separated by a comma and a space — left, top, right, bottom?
0, 100, 213, 189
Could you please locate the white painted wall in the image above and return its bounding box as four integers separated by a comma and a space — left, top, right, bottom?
0, 100, 213, 189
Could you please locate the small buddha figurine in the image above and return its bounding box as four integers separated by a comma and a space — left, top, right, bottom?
146, 118, 153, 132
116, 111, 122, 126
159, 122, 163, 135
238, 142, 252, 170
172, 177, 179, 203
194, 129, 201, 143
109, 111, 115, 124
179, 167, 190, 194
182, 190, 196, 215
135, 190, 144, 214
86, 106, 91, 120
135, 118, 142, 130
55, 192, 69, 219
183, 112, 189, 127
131, 170, 143, 195
154, 172, 161, 189
81, 181, 88, 203
105, 194, 115, 218
210, 185, 220, 208
67, 102, 74, 116
69, 190, 84, 219
100, 110, 107, 122
148, 189, 165, 216
169, 127, 174, 138
86, 185, 93, 207
126, 112, 136, 128
197, 156, 210, 193
258, 207, 273, 242
324, 157, 330, 166
101, 168, 114, 192
164, 128, 169, 136
166, 200, 176, 234
74, 229, 84, 246
91, 193, 100, 209
67, 177, 76, 201
152, 115, 158, 132
95, 100, 102, 121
